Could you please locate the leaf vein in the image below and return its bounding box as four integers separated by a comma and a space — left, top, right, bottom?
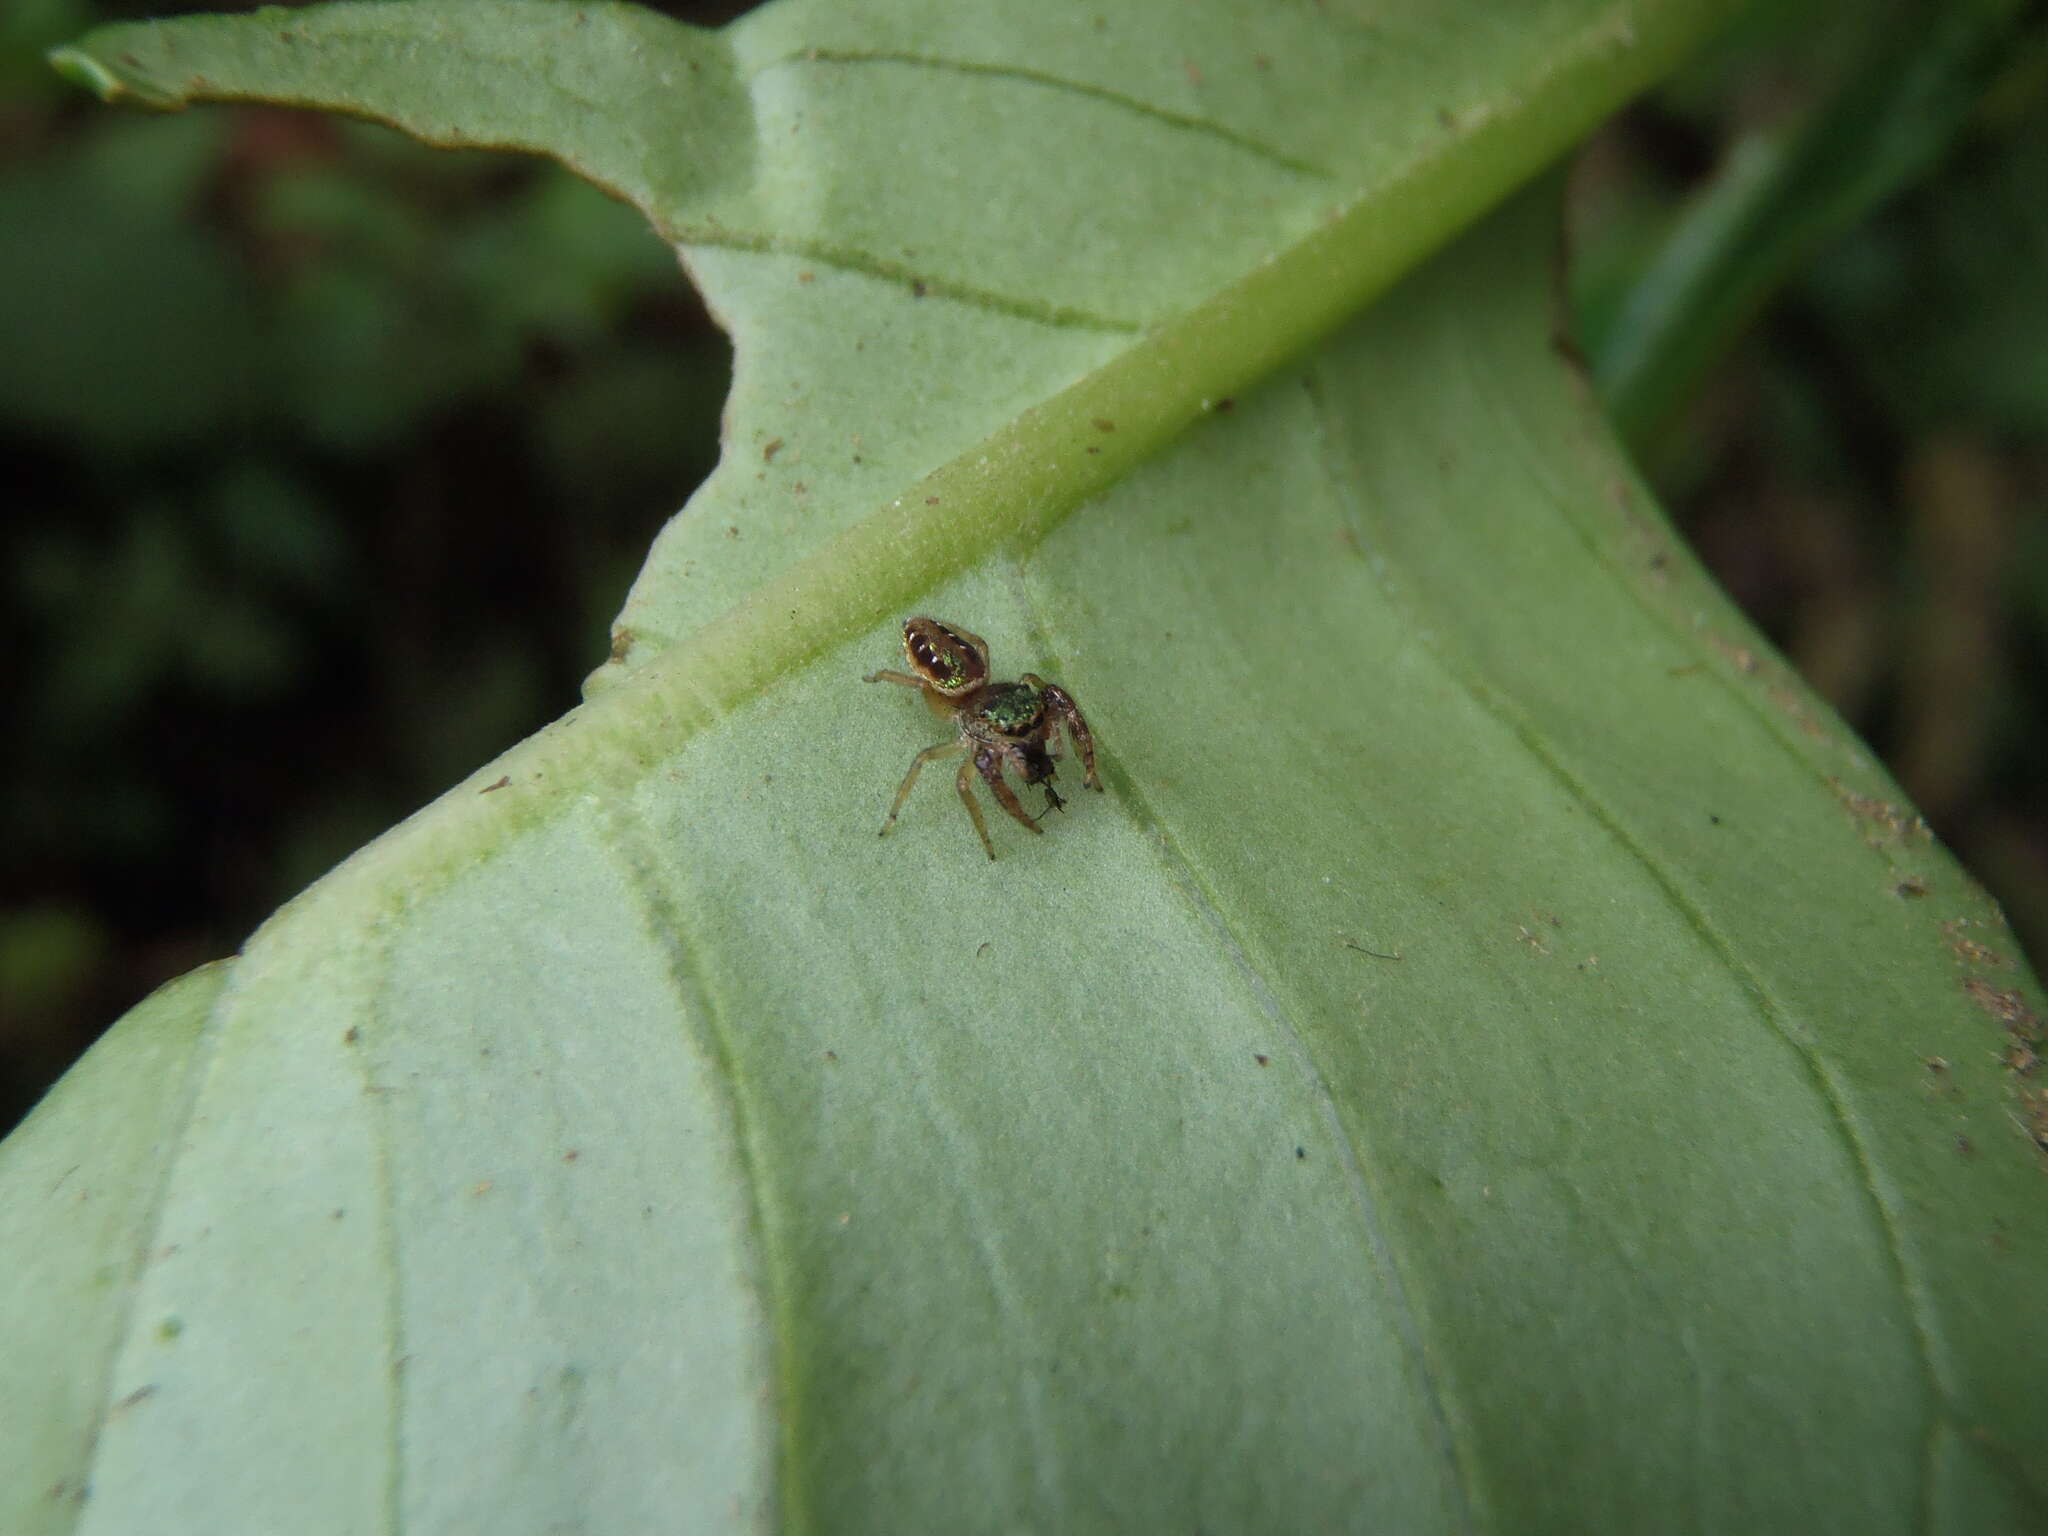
361, 929, 407, 1536
73, 964, 238, 1535
674, 226, 1145, 333
751, 48, 1337, 181
1013, 564, 1481, 1535
1456, 311, 1968, 1433
894, 1061, 1066, 1509
600, 801, 789, 1535
1311, 359, 1957, 1506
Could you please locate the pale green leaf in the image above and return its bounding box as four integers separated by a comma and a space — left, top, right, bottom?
11, 2, 2048, 1533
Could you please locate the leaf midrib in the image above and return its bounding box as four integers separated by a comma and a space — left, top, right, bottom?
255, 0, 1739, 993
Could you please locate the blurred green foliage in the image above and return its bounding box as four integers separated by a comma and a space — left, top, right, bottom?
4, 0, 2046, 1136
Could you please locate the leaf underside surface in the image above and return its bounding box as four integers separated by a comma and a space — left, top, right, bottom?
9, 1, 2048, 1532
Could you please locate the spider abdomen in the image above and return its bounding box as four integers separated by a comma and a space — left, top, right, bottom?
974, 682, 1047, 738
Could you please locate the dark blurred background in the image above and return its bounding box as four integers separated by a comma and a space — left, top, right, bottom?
3, 0, 2044, 1136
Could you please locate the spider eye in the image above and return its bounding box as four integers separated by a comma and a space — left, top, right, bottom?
903, 618, 987, 695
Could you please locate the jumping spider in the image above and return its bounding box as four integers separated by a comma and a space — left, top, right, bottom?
865, 617, 1101, 859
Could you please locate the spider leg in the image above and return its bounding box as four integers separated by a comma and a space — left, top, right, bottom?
976, 745, 1042, 844
865, 668, 927, 689
879, 739, 966, 836
953, 755, 998, 860
1037, 681, 1101, 790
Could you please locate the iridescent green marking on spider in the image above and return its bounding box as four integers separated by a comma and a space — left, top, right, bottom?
979, 682, 1046, 736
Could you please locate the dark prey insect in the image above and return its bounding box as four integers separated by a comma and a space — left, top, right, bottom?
865, 617, 1101, 859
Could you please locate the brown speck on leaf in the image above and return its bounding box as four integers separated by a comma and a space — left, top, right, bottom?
911, 279, 928, 298
1827, 778, 1922, 842
824, 1049, 838, 1062
2020, 1088, 2048, 1152
1093, 417, 1116, 433
975, 941, 992, 960
1895, 876, 1932, 898
480, 775, 511, 794
608, 626, 636, 664
762, 438, 783, 462
1767, 686, 1828, 740
2004, 1039, 2039, 1077
343, 1026, 360, 1045
1956, 1133, 1975, 1157
563, 1149, 580, 1162
926, 496, 940, 506
797, 270, 814, 284
1254, 1053, 1271, 1067
725, 525, 739, 538
1963, 978, 2039, 1033
472, 1181, 493, 1198
793, 481, 808, 495
1086, 446, 1101, 454
1295, 1146, 1307, 1160
111, 1385, 156, 1417
1183, 58, 1204, 86
1214, 397, 1235, 412
1942, 918, 2008, 968
1705, 633, 1761, 674
1344, 939, 1402, 959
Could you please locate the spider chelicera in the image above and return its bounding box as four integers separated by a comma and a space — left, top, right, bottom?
865, 617, 1101, 860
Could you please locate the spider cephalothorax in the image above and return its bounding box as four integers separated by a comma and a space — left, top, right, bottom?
865, 617, 1102, 859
